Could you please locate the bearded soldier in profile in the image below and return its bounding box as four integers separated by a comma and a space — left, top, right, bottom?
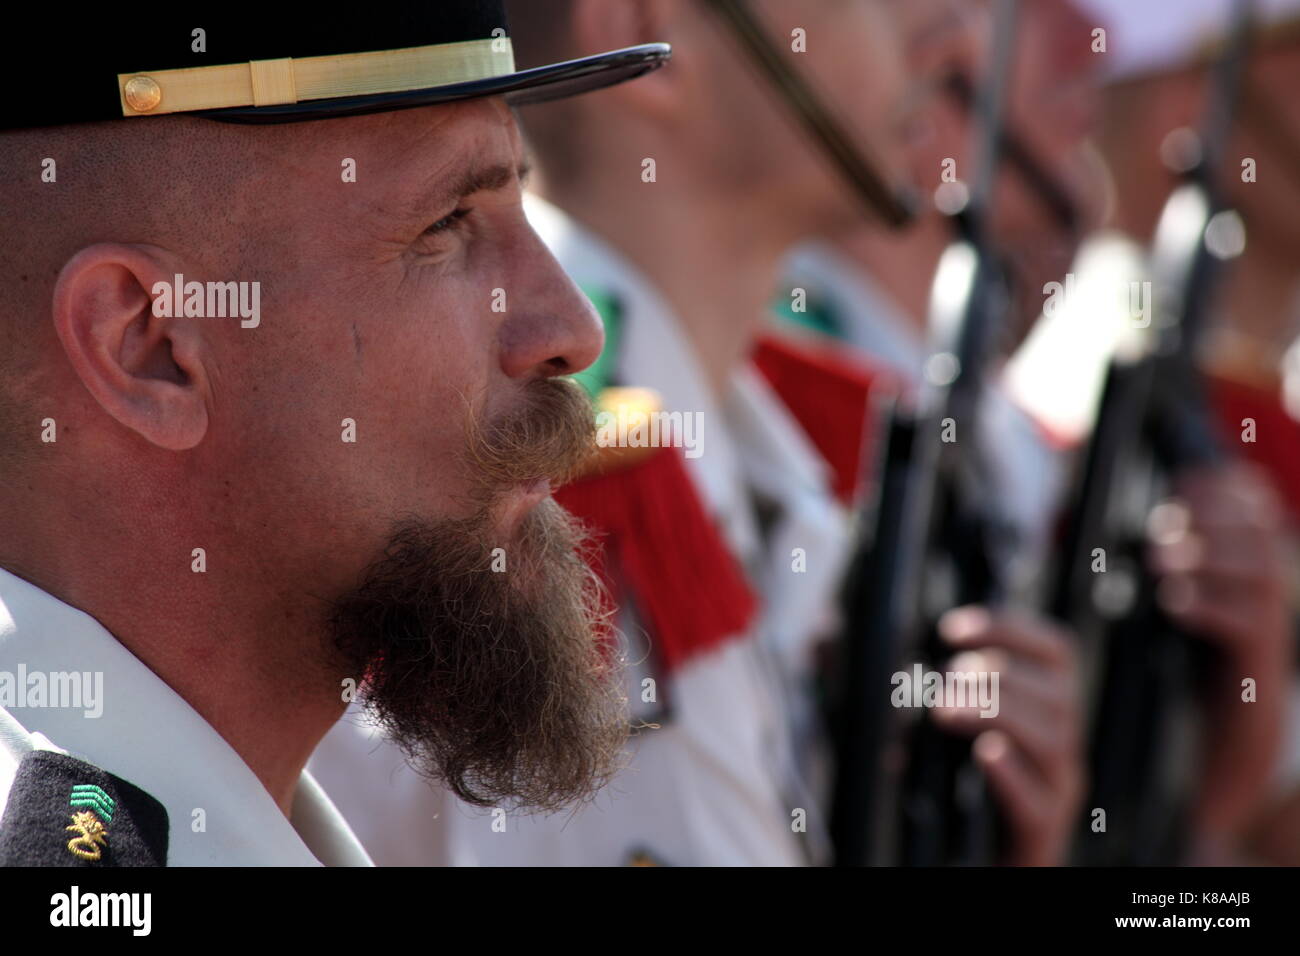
0, 4, 669, 865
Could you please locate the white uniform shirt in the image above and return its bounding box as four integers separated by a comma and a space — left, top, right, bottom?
311, 196, 853, 866
0, 567, 371, 866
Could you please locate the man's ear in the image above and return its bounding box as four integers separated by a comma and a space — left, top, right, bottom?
51, 243, 210, 451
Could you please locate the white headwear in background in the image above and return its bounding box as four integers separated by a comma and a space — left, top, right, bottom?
1072, 0, 1300, 80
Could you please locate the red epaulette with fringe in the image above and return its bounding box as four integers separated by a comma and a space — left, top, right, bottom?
1210, 373, 1300, 522
751, 331, 898, 506
555, 445, 757, 677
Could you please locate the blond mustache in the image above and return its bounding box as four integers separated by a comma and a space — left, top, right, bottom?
465, 377, 597, 494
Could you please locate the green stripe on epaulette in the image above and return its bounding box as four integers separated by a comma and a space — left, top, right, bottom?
570, 286, 624, 399
70, 784, 116, 823
0, 750, 169, 866
771, 290, 844, 340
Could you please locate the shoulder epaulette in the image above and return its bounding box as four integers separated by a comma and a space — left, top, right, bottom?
752, 330, 899, 506
0, 750, 169, 866
556, 444, 757, 677
1209, 373, 1300, 522
561, 287, 759, 675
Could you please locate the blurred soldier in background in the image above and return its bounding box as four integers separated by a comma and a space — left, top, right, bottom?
773, 0, 1099, 867
314, 0, 1085, 866
1018, 0, 1297, 862
780, 0, 1103, 560
1059, 0, 1300, 862
778, 0, 1296, 864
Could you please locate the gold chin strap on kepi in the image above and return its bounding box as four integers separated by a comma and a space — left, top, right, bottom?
118, 41, 517, 116
704, 0, 917, 229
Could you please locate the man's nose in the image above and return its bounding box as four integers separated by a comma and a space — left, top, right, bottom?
497, 238, 605, 380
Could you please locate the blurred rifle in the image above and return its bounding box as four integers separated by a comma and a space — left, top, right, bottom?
1047, 0, 1256, 866
830, 0, 1021, 866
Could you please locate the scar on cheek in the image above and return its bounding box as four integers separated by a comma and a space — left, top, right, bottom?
352, 323, 363, 358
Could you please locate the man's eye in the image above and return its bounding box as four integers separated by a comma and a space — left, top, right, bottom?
425, 208, 471, 236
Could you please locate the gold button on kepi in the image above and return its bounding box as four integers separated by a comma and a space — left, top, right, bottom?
123, 75, 162, 112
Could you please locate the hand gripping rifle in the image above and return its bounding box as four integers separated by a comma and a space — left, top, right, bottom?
1048, 0, 1255, 867
829, 0, 1021, 867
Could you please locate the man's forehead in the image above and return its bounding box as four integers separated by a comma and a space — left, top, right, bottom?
353, 100, 529, 206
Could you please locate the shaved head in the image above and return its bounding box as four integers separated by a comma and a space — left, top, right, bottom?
1, 117, 262, 306
0, 117, 271, 464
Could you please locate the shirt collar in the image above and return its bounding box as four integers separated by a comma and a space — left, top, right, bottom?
0, 567, 371, 866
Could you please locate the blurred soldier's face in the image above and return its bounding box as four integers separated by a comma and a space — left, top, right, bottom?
837, 0, 1104, 348
893, 0, 988, 198
1232, 37, 1300, 253
1006, 0, 1100, 174
994, 0, 1105, 256
688, 0, 914, 235
991, 0, 1107, 347
0, 99, 627, 811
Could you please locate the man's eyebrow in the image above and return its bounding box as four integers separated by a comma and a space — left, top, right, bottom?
429, 159, 532, 209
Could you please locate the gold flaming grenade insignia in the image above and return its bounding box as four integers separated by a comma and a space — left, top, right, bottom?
66, 810, 109, 861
